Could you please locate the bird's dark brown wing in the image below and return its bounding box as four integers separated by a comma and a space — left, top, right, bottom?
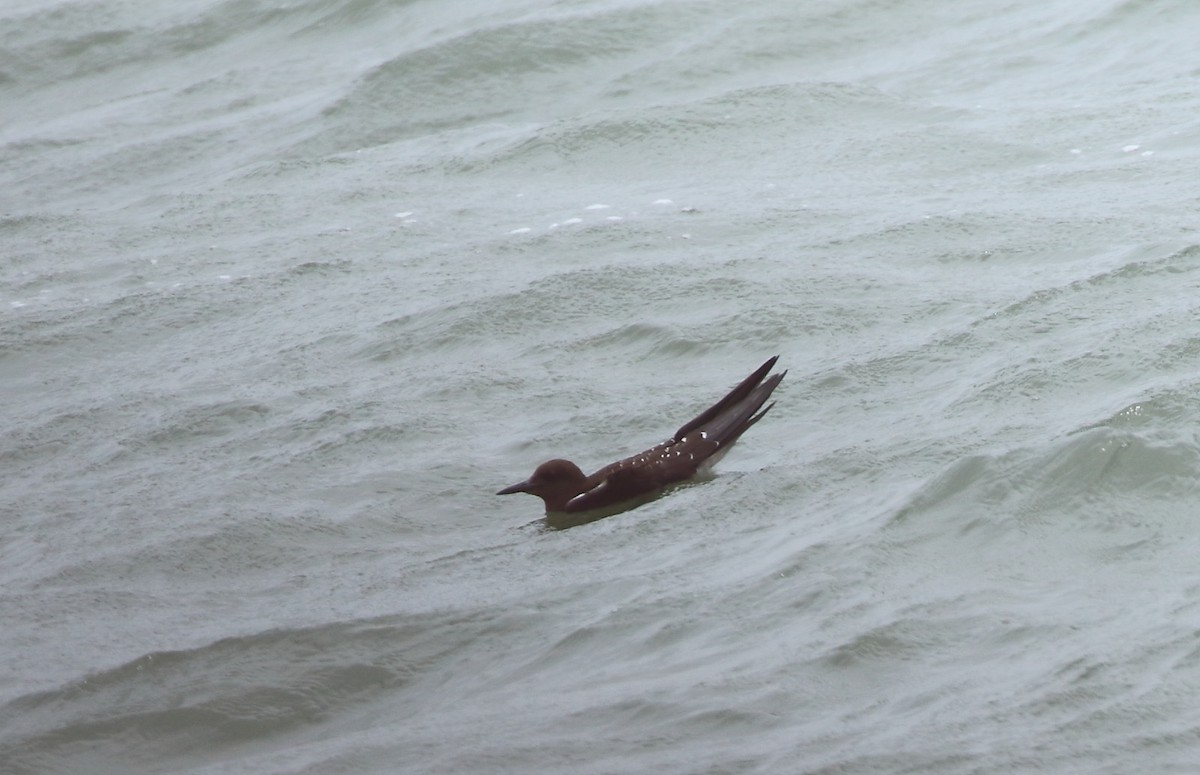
672, 355, 779, 441
563, 356, 786, 514
564, 434, 719, 513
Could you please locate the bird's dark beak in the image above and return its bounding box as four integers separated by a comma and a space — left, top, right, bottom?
497, 479, 532, 495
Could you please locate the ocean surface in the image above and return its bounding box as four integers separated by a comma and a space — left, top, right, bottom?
4, 0, 1200, 772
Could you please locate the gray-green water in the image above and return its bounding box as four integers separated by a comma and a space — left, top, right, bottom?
5, 1, 1200, 772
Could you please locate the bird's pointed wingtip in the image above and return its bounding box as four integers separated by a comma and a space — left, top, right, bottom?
760, 355, 784, 377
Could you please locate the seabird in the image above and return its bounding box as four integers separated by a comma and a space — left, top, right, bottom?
498, 356, 785, 516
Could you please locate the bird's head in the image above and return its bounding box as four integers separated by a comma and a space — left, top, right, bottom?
497, 459, 588, 513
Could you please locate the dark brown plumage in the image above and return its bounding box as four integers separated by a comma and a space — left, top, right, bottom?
497, 356, 785, 515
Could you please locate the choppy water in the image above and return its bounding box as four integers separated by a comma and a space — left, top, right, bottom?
5, 0, 1200, 772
